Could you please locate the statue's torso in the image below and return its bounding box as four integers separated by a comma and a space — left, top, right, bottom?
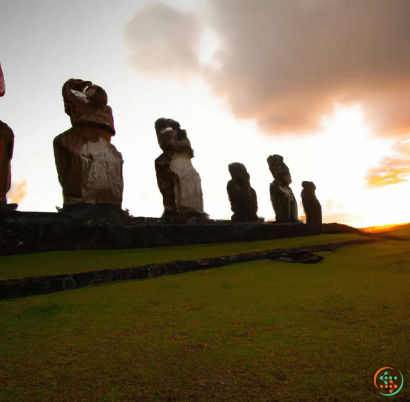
169, 153, 204, 212
54, 126, 123, 206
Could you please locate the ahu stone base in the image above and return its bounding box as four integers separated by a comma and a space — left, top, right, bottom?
0, 210, 320, 256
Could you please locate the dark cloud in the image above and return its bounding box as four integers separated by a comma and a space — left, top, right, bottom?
364, 139, 410, 188
125, 0, 410, 136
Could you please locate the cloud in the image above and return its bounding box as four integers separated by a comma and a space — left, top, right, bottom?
364, 139, 410, 188
7, 180, 28, 204
125, 0, 410, 136
124, 4, 202, 79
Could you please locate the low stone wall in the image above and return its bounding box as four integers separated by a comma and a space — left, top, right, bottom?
0, 239, 374, 299
0, 210, 320, 256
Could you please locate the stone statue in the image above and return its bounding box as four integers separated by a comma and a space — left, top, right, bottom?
0, 63, 17, 210
154, 118, 207, 218
54, 79, 123, 208
301, 181, 322, 234
0, 122, 15, 209
267, 154, 298, 222
227, 162, 258, 222
0, 63, 5, 97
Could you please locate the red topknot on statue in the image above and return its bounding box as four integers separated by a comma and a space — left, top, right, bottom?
0, 63, 5, 97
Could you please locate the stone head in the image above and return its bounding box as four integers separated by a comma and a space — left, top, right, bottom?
302, 181, 316, 193
155, 118, 189, 151
62, 78, 115, 134
267, 154, 292, 186
228, 162, 250, 183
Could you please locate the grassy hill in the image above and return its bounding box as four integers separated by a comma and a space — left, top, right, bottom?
1, 231, 409, 401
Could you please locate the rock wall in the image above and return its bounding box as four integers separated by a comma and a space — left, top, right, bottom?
0, 210, 320, 256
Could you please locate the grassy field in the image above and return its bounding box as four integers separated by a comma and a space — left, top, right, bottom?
0, 233, 365, 280
1, 233, 409, 401
365, 223, 410, 239
382, 225, 410, 239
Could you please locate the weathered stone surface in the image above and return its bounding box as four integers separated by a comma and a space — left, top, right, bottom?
154, 118, 207, 218
54, 126, 123, 205
301, 181, 322, 234
0, 239, 375, 299
0, 121, 14, 206
267, 154, 298, 222
62, 78, 115, 134
54, 79, 123, 207
227, 162, 258, 222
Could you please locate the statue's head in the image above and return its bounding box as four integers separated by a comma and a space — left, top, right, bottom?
154, 118, 190, 151
228, 162, 250, 183
62, 79, 115, 134
302, 181, 316, 193
267, 154, 292, 186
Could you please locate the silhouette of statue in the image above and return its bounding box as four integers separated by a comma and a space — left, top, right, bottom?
267, 154, 298, 222
227, 162, 258, 222
0, 63, 17, 210
301, 181, 322, 234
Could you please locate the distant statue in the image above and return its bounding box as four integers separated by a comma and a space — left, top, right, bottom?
301, 181, 322, 234
0, 63, 17, 210
53, 79, 123, 207
154, 118, 207, 218
227, 162, 258, 222
267, 154, 298, 222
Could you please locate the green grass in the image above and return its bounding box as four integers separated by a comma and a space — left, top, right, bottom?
367, 223, 410, 239
1, 237, 409, 401
386, 225, 410, 239
0, 233, 365, 280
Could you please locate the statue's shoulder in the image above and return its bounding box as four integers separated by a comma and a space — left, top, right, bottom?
0, 120, 14, 139
270, 180, 281, 192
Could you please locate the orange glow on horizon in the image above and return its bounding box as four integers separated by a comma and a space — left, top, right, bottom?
361, 222, 410, 233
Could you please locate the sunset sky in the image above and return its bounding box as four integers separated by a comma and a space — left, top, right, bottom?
1, 0, 410, 227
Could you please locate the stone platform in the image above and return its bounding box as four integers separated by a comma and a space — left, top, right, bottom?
0, 209, 320, 256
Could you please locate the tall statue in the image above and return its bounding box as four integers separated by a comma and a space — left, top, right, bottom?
301, 181, 322, 234
267, 154, 298, 222
0, 62, 17, 210
154, 118, 207, 218
227, 162, 258, 222
54, 79, 124, 208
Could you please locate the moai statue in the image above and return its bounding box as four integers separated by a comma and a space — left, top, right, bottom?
154, 118, 207, 218
227, 162, 258, 222
301, 181, 322, 234
0, 62, 17, 210
53, 79, 124, 208
267, 154, 298, 222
